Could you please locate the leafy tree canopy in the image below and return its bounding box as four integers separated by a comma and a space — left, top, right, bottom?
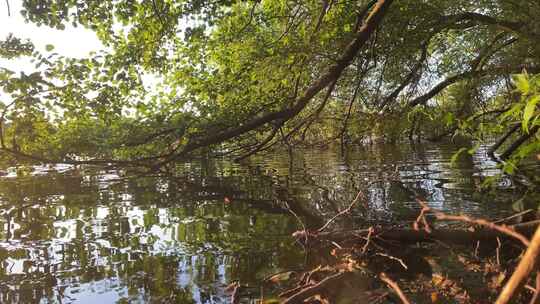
0, 0, 539, 171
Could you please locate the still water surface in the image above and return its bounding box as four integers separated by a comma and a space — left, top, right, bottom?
0, 141, 536, 303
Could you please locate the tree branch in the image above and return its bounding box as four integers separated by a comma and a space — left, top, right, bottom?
496, 226, 540, 304
408, 65, 540, 108
154, 0, 394, 167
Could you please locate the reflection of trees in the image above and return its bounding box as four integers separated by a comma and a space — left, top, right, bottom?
0, 165, 304, 303
249, 141, 525, 227
0, 142, 528, 302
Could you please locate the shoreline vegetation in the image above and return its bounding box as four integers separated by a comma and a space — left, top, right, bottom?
1, 0, 540, 302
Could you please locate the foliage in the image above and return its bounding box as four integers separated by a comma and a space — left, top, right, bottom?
0, 0, 539, 170
499, 73, 540, 173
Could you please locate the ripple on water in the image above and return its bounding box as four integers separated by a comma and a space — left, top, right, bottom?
0, 141, 537, 303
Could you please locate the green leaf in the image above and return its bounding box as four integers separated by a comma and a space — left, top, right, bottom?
514, 74, 530, 95
523, 95, 539, 132
45, 44, 55, 51
512, 198, 524, 212
450, 147, 468, 166
501, 103, 523, 121
502, 161, 516, 175
443, 112, 454, 126
467, 143, 480, 155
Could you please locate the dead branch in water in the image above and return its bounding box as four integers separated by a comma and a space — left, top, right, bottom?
496, 226, 540, 304
281, 272, 346, 304
379, 272, 411, 304
317, 190, 364, 233
416, 199, 530, 247
282, 202, 540, 303
296, 221, 538, 246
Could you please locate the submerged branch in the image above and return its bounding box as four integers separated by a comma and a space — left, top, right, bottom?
379, 272, 411, 304
282, 272, 346, 304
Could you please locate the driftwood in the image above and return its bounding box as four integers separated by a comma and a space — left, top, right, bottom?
294, 221, 539, 246
279, 202, 540, 304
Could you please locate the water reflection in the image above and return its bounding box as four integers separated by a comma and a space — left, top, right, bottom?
0, 140, 536, 303
0, 169, 303, 303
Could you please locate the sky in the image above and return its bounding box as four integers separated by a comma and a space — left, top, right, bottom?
0, 0, 104, 73
0, 1, 163, 106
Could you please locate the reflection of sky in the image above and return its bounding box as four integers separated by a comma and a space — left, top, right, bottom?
65, 279, 133, 304
0, 166, 301, 303
0, 142, 534, 303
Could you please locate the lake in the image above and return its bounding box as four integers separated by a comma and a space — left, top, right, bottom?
0, 140, 537, 303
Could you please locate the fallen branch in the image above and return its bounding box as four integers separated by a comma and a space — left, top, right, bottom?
500, 126, 540, 160
379, 272, 411, 304
154, 0, 395, 167
496, 226, 540, 304
416, 199, 530, 246
375, 253, 408, 270
317, 190, 364, 233
282, 272, 346, 304
303, 220, 539, 246
435, 213, 530, 246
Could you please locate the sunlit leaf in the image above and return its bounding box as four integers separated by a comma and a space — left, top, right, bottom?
514, 73, 530, 94
523, 95, 539, 132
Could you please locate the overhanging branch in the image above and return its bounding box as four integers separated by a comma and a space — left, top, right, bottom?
408, 65, 540, 108
154, 0, 394, 167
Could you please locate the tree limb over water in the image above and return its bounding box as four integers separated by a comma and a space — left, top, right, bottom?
0, 0, 539, 173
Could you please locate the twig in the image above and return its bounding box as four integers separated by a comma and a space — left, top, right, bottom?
236, 0, 259, 34
526, 285, 537, 293
529, 272, 540, 304
303, 266, 323, 285
413, 205, 432, 233
284, 201, 308, 243
231, 282, 240, 304
379, 272, 411, 304
496, 226, 540, 304
282, 272, 346, 304
494, 209, 534, 224
331, 241, 343, 249
435, 213, 530, 247
362, 226, 374, 253
496, 237, 502, 266
417, 199, 530, 247
279, 284, 308, 299
5, 0, 10, 17
262, 270, 297, 283
368, 291, 390, 304
375, 253, 408, 270
317, 191, 364, 233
